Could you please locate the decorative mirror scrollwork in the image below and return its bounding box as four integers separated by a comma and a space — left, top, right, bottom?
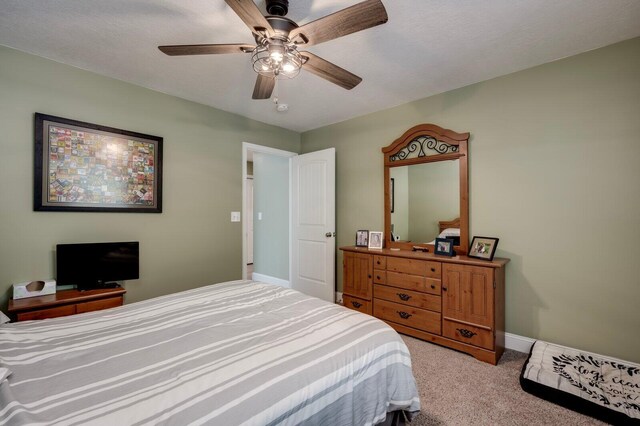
390, 136, 459, 161
382, 124, 470, 254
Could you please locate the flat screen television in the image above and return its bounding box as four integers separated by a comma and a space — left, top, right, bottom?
56, 242, 139, 290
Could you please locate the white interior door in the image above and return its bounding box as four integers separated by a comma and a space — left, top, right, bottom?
246, 177, 254, 264
291, 148, 335, 302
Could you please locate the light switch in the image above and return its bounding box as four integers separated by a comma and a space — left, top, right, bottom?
231, 211, 241, 222
258, 212, 263, 220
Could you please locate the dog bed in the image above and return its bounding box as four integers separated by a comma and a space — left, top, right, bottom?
520, 340, 640, 425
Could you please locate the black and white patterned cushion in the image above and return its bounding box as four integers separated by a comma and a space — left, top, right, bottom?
520, 341, 640, 425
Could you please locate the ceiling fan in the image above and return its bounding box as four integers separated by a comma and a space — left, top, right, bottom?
158, 0, 388, 100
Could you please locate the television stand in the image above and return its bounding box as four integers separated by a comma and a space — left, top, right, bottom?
7, 287, 126, 322
80, 282, 121, 291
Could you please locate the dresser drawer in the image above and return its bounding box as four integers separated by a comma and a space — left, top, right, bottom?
423, 261, 441, 279
386, 257, 441, 278
386, 271, 441, 295
76, 296, 123, 314
386, 271, 423, 290
423, 278, 441, 295
16, 305, 76, 321
443, 319, 494, 350
374, 284, 441, 312
374, 299, 440, 334
373, 255, 387, 269
343, 295, 372, 315
373, 270, 386, 284
387, 257, 424, 275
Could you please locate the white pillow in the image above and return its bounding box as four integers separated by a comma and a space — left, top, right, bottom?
439, 228, 460, 238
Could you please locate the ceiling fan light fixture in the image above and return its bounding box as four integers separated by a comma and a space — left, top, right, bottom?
281, 62, 296, 73
268, 44, 285, 62
252, 44, 302, 79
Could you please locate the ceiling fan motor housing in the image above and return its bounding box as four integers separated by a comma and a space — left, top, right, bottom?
266, 0, 289, 17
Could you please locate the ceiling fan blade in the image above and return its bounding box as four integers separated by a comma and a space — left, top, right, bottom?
290, 0, 388, 47
252, 74, 276, 99
300, 52, 362, 90
158, 44, 255, 56
225, 0, 275, 38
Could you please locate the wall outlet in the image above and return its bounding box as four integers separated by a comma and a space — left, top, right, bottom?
231, 211, 241, 222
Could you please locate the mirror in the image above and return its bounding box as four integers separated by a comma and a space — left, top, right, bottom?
382, 124, 469, 254
390, 160, 459, 243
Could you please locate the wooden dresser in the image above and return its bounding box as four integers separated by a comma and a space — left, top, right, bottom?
341, 246, 508, 364
7, 287, 126, 322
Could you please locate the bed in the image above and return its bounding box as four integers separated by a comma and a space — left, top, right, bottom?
0, 280, 420, 425
425, 218, 460, 246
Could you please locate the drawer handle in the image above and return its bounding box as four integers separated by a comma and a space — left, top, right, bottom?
368, 275, 372, 279
457, 328, 477, 339
396, 293, 411, 301
431, 267, 436, 272
351, 301, 363, 308
443, 287, 448, 292
377, 275, 381, 280
430, 284, 436, 289
396, 311, 412, 319
377, 260, 381, 264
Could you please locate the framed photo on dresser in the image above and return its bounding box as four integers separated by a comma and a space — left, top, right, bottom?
468, 236, 499, 261
368, 231, 383, 249
434, 238, 455, 256
355, 230, 369, 247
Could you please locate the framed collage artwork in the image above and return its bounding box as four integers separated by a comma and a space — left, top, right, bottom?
34, 113, 163, 213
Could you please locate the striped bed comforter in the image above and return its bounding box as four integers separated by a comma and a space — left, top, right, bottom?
0, 281, 420, 425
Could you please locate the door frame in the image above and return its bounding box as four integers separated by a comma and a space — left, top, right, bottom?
242, 142, 297, 280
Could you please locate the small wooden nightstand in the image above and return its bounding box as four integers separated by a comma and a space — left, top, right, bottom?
7, 287, 126, 322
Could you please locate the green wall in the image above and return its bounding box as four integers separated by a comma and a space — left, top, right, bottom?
301, 37, 640, 362
0, 46, 300, 308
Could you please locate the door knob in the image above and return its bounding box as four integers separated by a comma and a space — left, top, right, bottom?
325, 232, 335, 237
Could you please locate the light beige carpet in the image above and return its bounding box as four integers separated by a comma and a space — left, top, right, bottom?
401, 335, 605, 425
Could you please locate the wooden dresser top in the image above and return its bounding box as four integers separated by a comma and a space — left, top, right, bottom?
8, 287, 126, 313
340, 246, 509, 268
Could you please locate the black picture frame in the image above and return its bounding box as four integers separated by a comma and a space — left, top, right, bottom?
468, 236, 499, 261
434, 238, 455, 256
34, 113, 163, 213
356, 230, 369, 247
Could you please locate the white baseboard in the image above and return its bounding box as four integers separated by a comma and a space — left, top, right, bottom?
335, 292, 343, 304
504, 332, 536, 353
251, 273, 290, 288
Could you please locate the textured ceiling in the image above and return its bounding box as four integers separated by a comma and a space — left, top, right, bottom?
1, 0, 639, 132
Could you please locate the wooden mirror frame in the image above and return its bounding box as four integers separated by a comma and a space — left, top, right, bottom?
382, 124, 470, 254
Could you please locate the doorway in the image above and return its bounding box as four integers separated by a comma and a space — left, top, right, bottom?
242, 143, 296, 283
242, 143, 336, 302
